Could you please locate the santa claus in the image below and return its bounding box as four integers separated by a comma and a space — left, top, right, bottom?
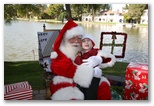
50, 20, 116, 100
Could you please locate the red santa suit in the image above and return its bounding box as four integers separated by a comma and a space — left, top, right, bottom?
50, 20, 116, 100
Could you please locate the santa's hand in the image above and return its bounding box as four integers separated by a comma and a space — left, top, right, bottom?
94, 67, 102, 78
82, 56, 102, 67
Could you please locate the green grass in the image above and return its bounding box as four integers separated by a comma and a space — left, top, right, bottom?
4, 61, 45, 90
102, 62, 129, 76
4, 61, 129, 94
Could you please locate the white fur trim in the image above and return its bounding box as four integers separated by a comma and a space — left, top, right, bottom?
51, 87, 84, 100
97, 50, 116, 69
82, 34, 95, 44
99, 76, 110, 86
52, 76, 73, 85
50, 51, 58, 59
64, 26, 85, 40
73, 64, 93, 88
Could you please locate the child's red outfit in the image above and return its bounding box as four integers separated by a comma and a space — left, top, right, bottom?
75, 48, 99, 65
75, 48, 112, 66
74, 47, 112, 100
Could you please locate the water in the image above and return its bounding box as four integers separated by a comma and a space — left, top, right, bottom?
4, 20, 148, 64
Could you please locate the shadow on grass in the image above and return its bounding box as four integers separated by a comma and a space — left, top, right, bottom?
4, 61, 46, 90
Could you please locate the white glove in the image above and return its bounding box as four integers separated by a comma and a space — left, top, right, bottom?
94, 67, 102, 78
82, 56, 102, 67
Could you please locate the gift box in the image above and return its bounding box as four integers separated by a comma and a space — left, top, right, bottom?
4, 81, 33, 100
124, 62, 148, 100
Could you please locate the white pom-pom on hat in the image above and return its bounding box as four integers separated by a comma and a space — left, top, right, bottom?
50, 51, 58, 59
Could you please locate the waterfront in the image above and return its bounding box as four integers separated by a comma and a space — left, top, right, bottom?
4, 20, 148, 63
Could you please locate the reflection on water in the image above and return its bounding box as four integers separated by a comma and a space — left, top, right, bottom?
4, 21, 148, 63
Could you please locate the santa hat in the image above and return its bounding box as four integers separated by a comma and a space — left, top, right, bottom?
51, 20, 85, 59
82, 34, 95, 46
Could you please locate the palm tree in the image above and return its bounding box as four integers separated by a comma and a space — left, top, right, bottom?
65, 4, 72, 20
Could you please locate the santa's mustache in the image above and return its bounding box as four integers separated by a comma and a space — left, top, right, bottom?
71, 43, 80, 46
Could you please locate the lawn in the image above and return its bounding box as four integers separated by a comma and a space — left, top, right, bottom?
4, 61, 45, 90
102, 62, 128, 76
4, 61, 129, 98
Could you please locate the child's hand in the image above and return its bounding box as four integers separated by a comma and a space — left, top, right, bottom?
76, 52, 82, 56
94, 67, 102, 78
82, 56, 102, 67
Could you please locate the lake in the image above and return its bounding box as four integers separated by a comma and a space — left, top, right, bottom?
4, 20, 148, 64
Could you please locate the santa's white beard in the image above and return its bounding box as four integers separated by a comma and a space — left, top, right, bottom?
60, 41, 82, 61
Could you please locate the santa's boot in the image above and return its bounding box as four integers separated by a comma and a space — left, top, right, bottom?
97, 76, 111, 100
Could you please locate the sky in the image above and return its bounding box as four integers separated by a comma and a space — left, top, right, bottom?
111, 4, 126, 12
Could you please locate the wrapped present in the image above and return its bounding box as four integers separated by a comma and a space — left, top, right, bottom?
4, 81, 33, 100
124, 62, 148, 100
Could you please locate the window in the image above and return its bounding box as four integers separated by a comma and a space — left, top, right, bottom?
119, 13, 123, 16
110, 13, 114, 16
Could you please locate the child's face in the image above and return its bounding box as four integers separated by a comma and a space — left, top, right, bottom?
82, 38, 93, 51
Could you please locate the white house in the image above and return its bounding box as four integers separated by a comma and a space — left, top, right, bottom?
82, 15, 93, 22
82, 9, 148, 25
140, 9, 148, 24
82, 10, 124, 23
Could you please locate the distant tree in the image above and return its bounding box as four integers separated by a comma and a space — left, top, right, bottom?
125, 4, 148, 23
4, 4, 17, 23
32, 4, 47, 19
16, 4, 33, 18
100, 4, 111, 11
58, 11, 66, 23
71, 4, 86, 21
15, 4, 47, 19
46, 4, 64, 19
125, 4, 129, 9
4, 4, 48, 24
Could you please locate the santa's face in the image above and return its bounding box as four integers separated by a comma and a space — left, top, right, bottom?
60, 36, 82, 60
68, 36, 82, 47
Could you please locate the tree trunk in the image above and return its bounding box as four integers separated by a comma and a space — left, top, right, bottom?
65, 4, 72, 20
